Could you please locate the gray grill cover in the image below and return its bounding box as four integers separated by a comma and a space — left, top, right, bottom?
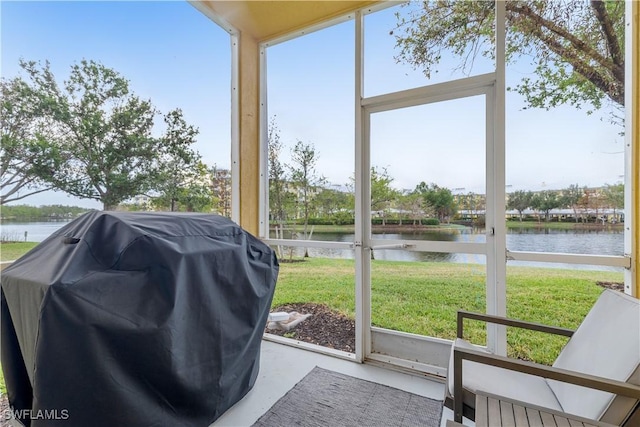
1, 211, 279, 426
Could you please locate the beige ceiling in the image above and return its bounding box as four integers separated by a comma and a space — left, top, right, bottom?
196, 1, 385, 42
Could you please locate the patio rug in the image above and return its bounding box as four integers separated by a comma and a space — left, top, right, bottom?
251, 366, 443, 427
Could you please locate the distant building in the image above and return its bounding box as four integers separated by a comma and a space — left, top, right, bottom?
127, 195, 152, 211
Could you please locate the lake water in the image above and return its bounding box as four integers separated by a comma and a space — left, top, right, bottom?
270, 227, 625, 271
1, 220, 74, 242
1, 220, 624, 271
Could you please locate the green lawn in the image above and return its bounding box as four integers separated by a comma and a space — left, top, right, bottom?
273, 258, 622, 365
1, 242, 38, 262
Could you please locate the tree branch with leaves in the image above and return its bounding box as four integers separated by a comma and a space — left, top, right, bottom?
393, 1, 624, 117
1, 76, 61, 204
151, 109, 211, 212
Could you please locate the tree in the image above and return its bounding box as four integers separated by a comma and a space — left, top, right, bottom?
289, 140, 325, 256
397, 190, 431, 226
152, 161, 214, 213
581, 187, 605, 222
507, 190, 533, 221
414, 182, 456, 223
577, 188, 596, 222
531, 190, 560, 222
313, 186, 351, 217
452, 192, 480, 222
393, 1, 624, 116
210, 165, 231, 217
370, 167, 398, 226
18, 59, 198, 210
560, 184, 585, 222
151, 109, 208, 212
174, 163, 216, 213
602, 183, 623, 222
574, 186, 598, 223
268, 117, 288, 225
0, 77, 61, 204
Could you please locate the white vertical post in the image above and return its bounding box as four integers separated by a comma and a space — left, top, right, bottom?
624, 0, 637, 296
486, 0, 508, 355
230, 33, 240, 225
258, 45, 269, 238
354, 10, 370, 362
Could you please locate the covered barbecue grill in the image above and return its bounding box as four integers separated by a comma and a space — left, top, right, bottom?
1, 211, 279, 426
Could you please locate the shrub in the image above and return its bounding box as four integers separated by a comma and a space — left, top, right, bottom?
331, 211, 354, 225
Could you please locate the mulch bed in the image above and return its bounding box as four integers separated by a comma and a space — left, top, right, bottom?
596, 281, 625, 292
265, 303, 356, 353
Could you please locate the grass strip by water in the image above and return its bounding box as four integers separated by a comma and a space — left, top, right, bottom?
0, 242, 38, 262
272, 257, 622, 365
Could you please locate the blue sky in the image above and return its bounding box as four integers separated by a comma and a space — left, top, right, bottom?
1, 1, 625, 208
2, 0, 231, 208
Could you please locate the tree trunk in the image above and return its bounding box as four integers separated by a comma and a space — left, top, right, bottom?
303, 222, 309, 258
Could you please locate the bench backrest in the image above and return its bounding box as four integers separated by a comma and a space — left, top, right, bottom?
548, 289, 640, 425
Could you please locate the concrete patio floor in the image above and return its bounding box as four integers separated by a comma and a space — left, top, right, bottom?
211, 339, 471, 427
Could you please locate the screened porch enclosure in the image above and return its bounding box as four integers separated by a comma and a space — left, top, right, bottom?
191, 0, 639, 376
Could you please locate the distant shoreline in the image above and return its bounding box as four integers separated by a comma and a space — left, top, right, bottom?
0, 216, 76, 222
0, 205, 92, 222
270, 221, 625, 234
